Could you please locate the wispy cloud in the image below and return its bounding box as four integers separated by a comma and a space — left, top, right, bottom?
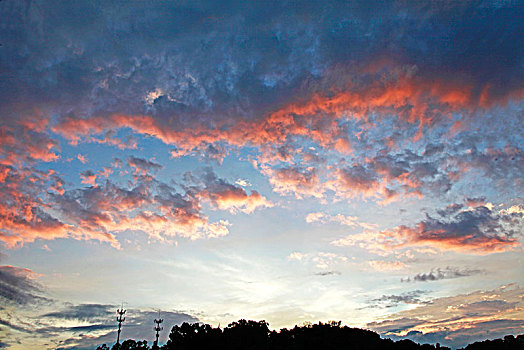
367, 284, 524, 348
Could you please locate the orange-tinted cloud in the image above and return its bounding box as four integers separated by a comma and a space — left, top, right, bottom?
333, 203, 521, 255
203, 188, 272, 214
0, 159, 266, 247
367, 284, 524, 348
0, 166, 76, 248
50, 61, 509, 164
0, 124, 59, 166
262, 166, 324, 199
80, 170, 97, 186
77, 154, 88, 164
0, 165, 273, 248
194, 167, 273, 214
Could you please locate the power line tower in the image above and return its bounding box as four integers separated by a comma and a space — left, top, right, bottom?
153, 312, 163, 350
116, 307, 126, 345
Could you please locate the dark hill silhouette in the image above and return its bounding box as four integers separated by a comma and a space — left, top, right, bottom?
96, 320, 524, 350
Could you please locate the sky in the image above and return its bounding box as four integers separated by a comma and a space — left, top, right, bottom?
0, 0, 523, 349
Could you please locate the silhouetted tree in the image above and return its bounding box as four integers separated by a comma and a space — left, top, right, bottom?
460, 333, 524, 350
223, 319, 270, 350
98, 320, 523, 350
96, 340, 149, 350
164, 322, 223, 350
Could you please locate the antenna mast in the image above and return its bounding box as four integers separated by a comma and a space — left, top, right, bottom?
116, 307, 126, 345
153, 311, 164, 349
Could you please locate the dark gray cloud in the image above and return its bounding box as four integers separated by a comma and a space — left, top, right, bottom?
402, 267, 483, 283
0, 265, 51, 349
2, 1, 521, 117
127, 156, 163, 175
43, 303, 113, 323
368, 290, 429, 309
389, 203, 524, 253
2, 0, 522, 162
0, 265, 48, 306
314, 271, 341, 276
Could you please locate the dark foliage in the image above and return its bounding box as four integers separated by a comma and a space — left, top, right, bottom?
95, 320, 524, 350
460, 334, 524, 350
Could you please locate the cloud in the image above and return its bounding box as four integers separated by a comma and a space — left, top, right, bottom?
287, 252, 306, 261
0, 0, 521, 223
0, 4, 522, 348
306, 212, 377, 230
235, 179, 251, 187
42, 304, 114, 322
195, 167, 272, 214
262, 166, 324, 199
51, 175, 227, 243
367, 284, 524, 348
287, 252, 348, 270
0, 153, 276, 247
368, 260, 406, 272
369, 290, 429, 309
127, 156, 163, 176
62, 309, 197, 349
333, 203, 523, 254
80, 170, 97, 186
0, 165, 73, 248
77, 154, 88, 164
312, 252, 349, 269
402, 267, 483, 283
0, 265, 52, 348
2, 301, 198, 350
314, 271, 341, 277
0, 113, 59, 167
0, 265, 47, 306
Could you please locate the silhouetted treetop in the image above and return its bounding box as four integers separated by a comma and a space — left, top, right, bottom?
95, 320, 524, 350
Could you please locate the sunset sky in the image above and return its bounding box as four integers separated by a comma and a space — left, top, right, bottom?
0, 1, 523, 349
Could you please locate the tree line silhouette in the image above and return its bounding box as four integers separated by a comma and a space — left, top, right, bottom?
96, 319, 524, 350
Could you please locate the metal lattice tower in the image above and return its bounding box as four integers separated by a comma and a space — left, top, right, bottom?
116, 308, 126, 345
153, 312, 164, 349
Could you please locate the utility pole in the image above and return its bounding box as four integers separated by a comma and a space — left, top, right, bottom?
116, 307, 126, 345
153, 311, 163, 350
